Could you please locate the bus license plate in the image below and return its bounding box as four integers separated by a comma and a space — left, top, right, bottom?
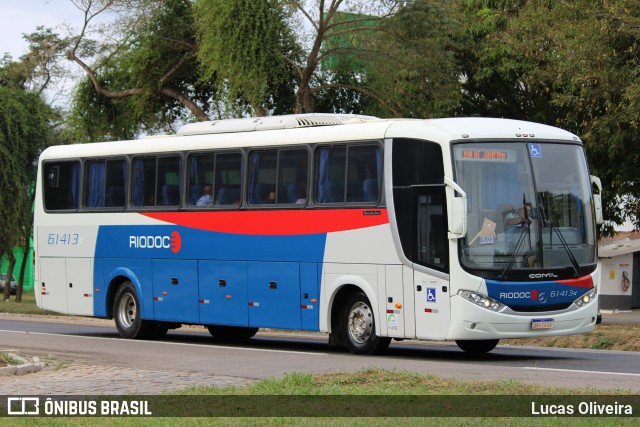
531, 318, 554, 329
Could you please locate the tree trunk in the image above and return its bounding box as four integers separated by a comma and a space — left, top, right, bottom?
15, 225, 31, 303
3, 253, 16, 302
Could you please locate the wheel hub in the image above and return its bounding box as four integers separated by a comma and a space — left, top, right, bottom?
348, 301, 372, 343
117, 293, 136, 328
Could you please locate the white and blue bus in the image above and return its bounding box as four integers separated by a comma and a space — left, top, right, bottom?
34, 114, 601, 354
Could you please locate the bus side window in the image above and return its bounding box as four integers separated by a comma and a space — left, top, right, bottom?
132, 156, 181, 208
188, 154, 214, 206
248, 149, 308, 206
43, 161, 80, 211
132, 157, 156, 207
214, 152, 243, 206
347, 145, 380, 203
316, 144, 380, 205
85, 159, 127, 208
104, 160, 127, 208
248, 151, 277, 205
157, 157, 181, 206
315, 146, 346, 204
278, 149, 308, 204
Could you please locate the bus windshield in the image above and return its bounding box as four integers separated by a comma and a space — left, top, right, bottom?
453, 141, 596, 280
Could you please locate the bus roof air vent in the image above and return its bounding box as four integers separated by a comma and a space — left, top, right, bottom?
176, 114, 378, 136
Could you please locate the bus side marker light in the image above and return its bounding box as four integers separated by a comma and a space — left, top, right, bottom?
395, 303, 402, 309
162, 291, 168, 296
226, 295, 231, 299
95, 289, 100, 293
311, 298, 317, 303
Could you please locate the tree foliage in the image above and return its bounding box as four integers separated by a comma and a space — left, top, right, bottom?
0, 85, 53, 299
361, 0, 463, 117
194, 0, 298, 116
457, 0, 640, 234
9, 0, 640, 231
66, 0, 214, 140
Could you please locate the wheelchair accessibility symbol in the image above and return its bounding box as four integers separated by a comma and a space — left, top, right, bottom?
529, 144, 542, 158
426, 288, 437, 303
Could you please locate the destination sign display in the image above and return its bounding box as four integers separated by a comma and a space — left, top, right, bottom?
455, 147, 516, 162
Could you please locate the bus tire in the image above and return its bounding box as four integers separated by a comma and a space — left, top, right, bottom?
455, 339, 500, 354
206, 325, 259, 341
113, 281, 156, 339
341, 292, 391, 355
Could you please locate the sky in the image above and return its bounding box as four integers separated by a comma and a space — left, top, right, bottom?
0, 0, 84, 59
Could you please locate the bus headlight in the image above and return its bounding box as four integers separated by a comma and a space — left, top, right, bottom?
458, 290, 504, 312
574, 288, 597, 308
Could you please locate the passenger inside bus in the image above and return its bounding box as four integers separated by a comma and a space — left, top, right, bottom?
196, 184, 214, 206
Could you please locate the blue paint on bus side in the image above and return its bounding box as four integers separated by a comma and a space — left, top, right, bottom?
94, 225, 327, 262
93, 224, 327, 330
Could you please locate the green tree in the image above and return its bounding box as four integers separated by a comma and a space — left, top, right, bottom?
361, 0, 463, 118
458, 0, 640, 234
194, 0, 299, 116
0, 85, 53, 301
66, 0, 214, 140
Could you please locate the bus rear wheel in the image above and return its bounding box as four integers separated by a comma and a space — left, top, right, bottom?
455, 339, 500, 354
113, 281, 166, 339
207, 325, 259, 341
341, 292, 391, 355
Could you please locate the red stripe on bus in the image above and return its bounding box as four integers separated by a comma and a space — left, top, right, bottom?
556, 276, 593, 289
141, 209, 389, 236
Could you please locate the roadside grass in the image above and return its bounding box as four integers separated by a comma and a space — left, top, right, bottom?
505, 324, 640, 352
2, 369, 637, 426
0, 352, 22, 367
0, 290, 56, 315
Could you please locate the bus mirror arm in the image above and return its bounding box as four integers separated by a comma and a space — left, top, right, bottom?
591, 175, 603, 225
445, 177, 467, 239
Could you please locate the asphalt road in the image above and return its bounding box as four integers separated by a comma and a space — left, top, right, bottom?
1, 316, 640, 392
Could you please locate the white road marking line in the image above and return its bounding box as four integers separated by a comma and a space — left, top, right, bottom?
524, 366, 640, 377
0, 329, 329, 356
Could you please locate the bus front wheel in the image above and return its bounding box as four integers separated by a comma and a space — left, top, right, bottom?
113, 281, 167, 339
455, 339, 500, 354
341, 292, 391, 355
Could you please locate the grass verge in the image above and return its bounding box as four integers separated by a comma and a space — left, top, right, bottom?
0, 352, 22, 367
2, 368, 637, 426
0, 291, 56, 315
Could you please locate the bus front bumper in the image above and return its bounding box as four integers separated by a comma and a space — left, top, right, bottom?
446, 295, 599, 340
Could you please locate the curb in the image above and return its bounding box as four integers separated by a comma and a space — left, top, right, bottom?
0, 351, 45, 377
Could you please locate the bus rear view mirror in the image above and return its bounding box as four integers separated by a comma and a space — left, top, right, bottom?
445, 177, 467, 239
591, 175, 603, 225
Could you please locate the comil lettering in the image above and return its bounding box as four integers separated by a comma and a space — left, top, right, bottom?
129, 231, 181, 253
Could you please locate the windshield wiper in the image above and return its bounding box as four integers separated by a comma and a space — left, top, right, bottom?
498, 195, 533, 280
546, 221, 582, 278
